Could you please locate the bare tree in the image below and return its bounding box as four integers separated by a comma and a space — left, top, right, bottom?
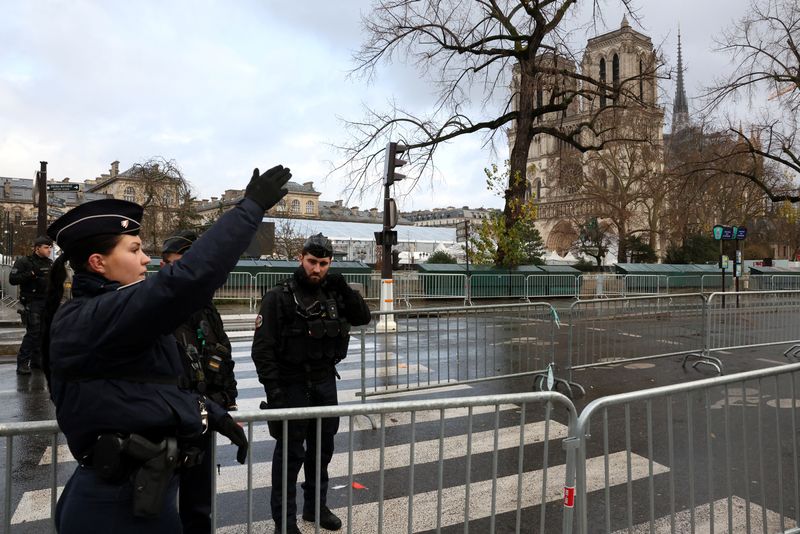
704, 0, 800, 201
128, 157, 198, 253
273, 219, 304, 259
545, 110, 663, 261
664, 125, 787, 250
338, 0, 660, 263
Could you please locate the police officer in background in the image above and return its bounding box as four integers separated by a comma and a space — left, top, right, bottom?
252, 233, 371, 534
161, 229, 238, 534
41, 165, 292, 533
9, 236, 53, 374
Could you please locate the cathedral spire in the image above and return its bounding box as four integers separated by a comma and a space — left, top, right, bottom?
672, 29, 690, 133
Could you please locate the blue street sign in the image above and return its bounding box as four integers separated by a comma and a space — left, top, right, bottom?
721, 227, 734, 240
736, 227, 747, 240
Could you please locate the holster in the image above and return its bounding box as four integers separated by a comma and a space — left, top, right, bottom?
88, 433, 180, 518
128, 436, 180, 518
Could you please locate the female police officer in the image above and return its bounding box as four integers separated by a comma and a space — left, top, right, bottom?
41, 165, 291, 533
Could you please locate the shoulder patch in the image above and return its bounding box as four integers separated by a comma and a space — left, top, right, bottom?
255, 314, 263, 329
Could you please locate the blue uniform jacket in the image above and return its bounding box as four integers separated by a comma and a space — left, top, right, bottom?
49, 198, 263, 459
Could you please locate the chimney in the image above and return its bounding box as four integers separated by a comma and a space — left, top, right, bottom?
110, 161, 120, 178
369, 207, 378, 218
3, 180, 10, 199
350, 206, 359, 216
303, 181, 314, 190
211, 197, 218, 202
334, 199, 343, 207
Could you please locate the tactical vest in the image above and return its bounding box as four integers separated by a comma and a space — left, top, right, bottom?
278, 278, 351, 366
174, 307, 235, 402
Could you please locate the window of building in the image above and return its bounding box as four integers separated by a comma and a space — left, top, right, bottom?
305, 201, 314, 215
164, 191, 173, 205
14, 210, 21, 224
639, 58, 644, 101
277, 199, 286, 213
123, 186, 135, 202
612, 54, 620, 102
291, 199, 300, 213
599, 58, 607, 108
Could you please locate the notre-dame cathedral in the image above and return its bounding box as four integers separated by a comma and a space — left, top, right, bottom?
511, 16, 689, 262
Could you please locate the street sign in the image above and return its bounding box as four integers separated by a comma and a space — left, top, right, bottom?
46, 183, 79, 192
719, 255, 730, 270
713, 225, 724, 240
713, 225, 746, 240
47, 207, 64, 218
736, 227, 747, 240
455, 221, 469, 242
387, 198, 398, 228
721, 227, 734, 240
20, 219, 38, 227
48, 196, 66, 208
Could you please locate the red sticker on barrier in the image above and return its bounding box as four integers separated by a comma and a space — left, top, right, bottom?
563, 486, 575, 508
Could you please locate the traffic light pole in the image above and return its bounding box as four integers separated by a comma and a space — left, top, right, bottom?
377, 142, 407, 333
36, 161, 47, 237
378, 179, 397, 332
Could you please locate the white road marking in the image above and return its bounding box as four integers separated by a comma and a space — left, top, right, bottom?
611, 496, 789, 534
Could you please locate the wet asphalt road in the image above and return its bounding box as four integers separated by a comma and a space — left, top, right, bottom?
2, 308, 800, 533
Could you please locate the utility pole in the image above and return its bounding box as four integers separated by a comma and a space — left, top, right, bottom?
36, 161, 48, 236
375, 142, 406, 332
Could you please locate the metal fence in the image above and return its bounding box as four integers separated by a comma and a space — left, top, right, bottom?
1, 392, 577, 534
706, 290, 800, 354
564, 361, 800, 534
566, 294, 706, 375
361, 302, 559, 398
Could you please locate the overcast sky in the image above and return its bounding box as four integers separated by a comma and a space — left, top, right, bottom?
0, 0, 751, 212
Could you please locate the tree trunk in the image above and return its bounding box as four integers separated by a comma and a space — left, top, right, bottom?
500, 64, 536, 265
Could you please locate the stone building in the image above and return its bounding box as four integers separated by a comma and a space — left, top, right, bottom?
402, 206, 500, 227
194, 181, 322, 224
511, 16, 665, 261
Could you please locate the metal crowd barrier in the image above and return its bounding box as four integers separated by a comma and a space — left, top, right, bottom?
1, 392, 577, 534
576, 274, 626, 299
564, 362, 800, 534
362, 302, 559, 398
566, 293, 706, 377
525, 274, 578, 298
706, 290, 800, 355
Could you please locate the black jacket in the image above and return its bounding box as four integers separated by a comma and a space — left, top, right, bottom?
252, 268, 371, 393
48, 198, 263, 459
9, 253, 52, 302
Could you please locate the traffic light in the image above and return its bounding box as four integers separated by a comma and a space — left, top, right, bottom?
384, 142, 408, 186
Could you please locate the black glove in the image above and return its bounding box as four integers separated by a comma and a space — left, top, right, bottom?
324, 272, 350, 293
216, 415, 248, 464
244, 165, 292, 211
266, 387, 286, 409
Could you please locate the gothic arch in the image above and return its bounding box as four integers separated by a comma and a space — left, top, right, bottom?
546, 220, 578, 256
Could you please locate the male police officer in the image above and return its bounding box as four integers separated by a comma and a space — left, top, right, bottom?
161, 230, 238, 534
10, 236, 53, 374
252, 233, 371, 533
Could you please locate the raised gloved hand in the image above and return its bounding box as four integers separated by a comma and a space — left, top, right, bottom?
216, 415, 248, 464
324, 272, 350, 293
244, 165, 292, 211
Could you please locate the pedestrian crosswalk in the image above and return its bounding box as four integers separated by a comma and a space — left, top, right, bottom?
7, 330, 795, 533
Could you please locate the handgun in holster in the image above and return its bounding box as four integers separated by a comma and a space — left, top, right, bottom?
126, 435, 180, 518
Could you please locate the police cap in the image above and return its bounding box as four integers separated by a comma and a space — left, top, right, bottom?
34, 236, 53, 247
162, 230, 197, 255
302, 233, 333, 258
46, 199, 143, 254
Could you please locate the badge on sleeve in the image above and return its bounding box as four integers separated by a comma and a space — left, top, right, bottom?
255, 314, 263, 329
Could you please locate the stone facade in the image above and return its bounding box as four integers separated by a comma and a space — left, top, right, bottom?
510, 16, 665, 260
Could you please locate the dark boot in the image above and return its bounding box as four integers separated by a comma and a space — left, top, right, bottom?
16, 361, 31, 375
273, 520, 301, 534
303, 505, 342, 531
